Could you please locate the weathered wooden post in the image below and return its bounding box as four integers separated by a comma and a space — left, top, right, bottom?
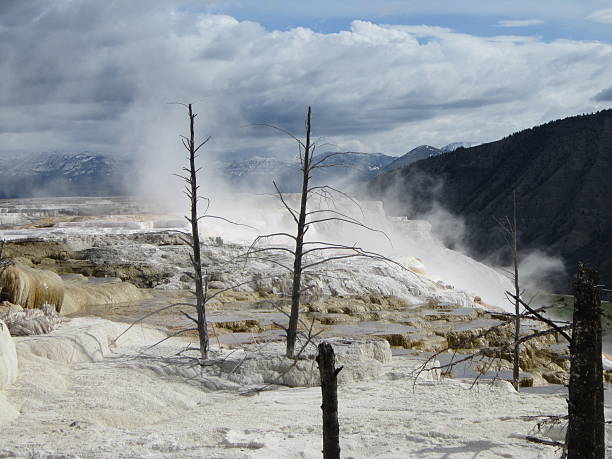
566, 263, 605, 458
316, 341, 342, 459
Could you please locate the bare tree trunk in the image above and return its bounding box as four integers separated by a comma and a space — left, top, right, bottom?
249, 106, 400, 359
512, 191, 521, 391
286, 106, 312, 358
316, 341, 341, 459
566, 263, 604, 458
187, 103, 209, 361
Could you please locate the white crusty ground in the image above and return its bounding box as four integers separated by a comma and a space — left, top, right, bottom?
0, 320, 18, 390
0, 195, 515, 310
2, 317, 610, 458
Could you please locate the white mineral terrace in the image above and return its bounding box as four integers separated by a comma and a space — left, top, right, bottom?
1, 196, 610, 458
0, 195, 513, 311
1, 316, 610, 458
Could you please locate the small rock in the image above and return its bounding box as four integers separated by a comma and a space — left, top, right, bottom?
208, 281, 227, 290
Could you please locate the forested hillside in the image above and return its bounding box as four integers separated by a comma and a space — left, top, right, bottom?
370, 110, 612, 291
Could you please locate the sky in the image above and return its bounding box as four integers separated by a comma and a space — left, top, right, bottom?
1, 0, 611, 161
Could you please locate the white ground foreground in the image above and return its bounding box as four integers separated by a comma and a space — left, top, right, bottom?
2, 317, 610, 458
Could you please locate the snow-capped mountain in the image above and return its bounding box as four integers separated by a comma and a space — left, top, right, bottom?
0, 142, 473, 198
214, 152, 396, 192
222, 156, 293, 178
0, 152, 134, 199
440, 142, 474, 153
380, 145, 443, 173
378, 143, 475, 175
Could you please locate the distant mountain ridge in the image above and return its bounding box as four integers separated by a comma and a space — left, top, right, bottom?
0, 141, 471, 198
380, 145, 443, 173
0, 152, 133, 199
441, 142, 473, 153
217, 142, 471, 192
370, 110, 612, 291
215, 151, 395, 192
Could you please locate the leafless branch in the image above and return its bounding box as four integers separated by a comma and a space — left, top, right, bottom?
198, 214, 257, 230
306, 216, 392, 244
302, 247, 404, 272
507, 291, 572, 342
144, 328, 199, 351
308, 185, 365, 217
309, 151, 351, 169
249, 123, 307, 150
180, 311, 198, 324
111, 302, 197, 345
273, 181, 300, 224
525, 436, 565, 447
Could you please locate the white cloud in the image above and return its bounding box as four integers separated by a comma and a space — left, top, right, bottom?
206, 1, 600, 24
0, 1, 611, 174
587, 8, 612, 24
496, 19, 544, 28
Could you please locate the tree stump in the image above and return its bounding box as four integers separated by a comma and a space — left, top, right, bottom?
567, 263, 605, 458
316, 341, 342, 459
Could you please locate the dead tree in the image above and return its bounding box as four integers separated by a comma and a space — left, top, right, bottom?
498, 191, 522, 391
174, 103, 256, 360
412, 281, 572, 394
412, 262, 612, 453
317, 341, 342, 459
566, 263, 605, 458
113, 104, 262, 361
287, 106, 313, 359
511, 193, 520, 390
180, 103, 211, 361
413, 313, 570, 388
246, 106, 401, 358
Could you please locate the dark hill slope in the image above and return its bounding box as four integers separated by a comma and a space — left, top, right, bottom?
370, 110, 612, 290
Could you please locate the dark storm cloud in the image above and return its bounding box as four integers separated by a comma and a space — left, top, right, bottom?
594, 87, 612, 101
